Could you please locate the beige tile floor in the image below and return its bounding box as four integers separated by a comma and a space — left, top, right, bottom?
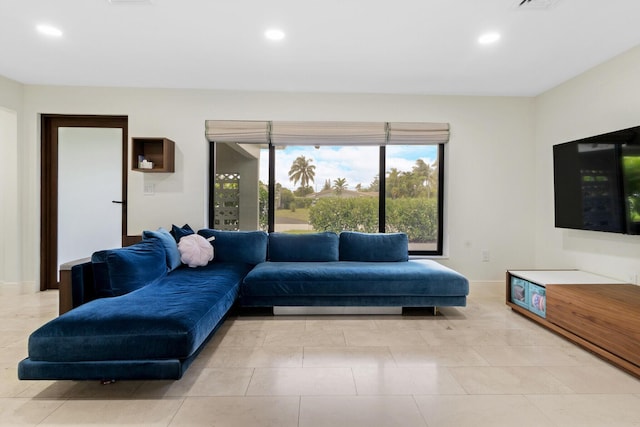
2, 282, 640, 426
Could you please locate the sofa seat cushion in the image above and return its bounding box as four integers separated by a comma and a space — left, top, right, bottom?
242, 260, 469, 299
28, 262, 252, 363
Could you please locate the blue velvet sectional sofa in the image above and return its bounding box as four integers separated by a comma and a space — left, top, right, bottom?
18, 229, 468, 381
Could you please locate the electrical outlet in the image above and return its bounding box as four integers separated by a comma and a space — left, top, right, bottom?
481, 250, 490, 262
144, 183, 155, 195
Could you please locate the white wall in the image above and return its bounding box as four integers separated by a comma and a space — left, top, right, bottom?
0, 75, 25, 288
6, 44, 639, 297
534, 45, 640, 283
15, 85, 536, 289
0, 107, 19, 284
9, 46, 640, 290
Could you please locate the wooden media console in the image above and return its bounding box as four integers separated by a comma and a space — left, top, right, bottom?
506, 270, 640, 379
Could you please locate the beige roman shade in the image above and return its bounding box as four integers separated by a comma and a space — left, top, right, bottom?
205, 120, 270, 144
205, 120, 449, 145
270, 121, 387, 146
386, 122, 450, 145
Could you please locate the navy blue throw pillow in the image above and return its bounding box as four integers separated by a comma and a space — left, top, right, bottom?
171, 223, 194, 243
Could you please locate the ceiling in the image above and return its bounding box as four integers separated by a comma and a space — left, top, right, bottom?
2, 0, 640, 96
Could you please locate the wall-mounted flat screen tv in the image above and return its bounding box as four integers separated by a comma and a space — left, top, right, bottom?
622, 144, 640, 234
553, 126, 640, 235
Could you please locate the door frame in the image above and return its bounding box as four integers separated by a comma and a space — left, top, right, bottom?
40, 114, 128, 290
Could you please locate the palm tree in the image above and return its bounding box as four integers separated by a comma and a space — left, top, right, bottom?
387, 168, 401, 199
412, 159, 437, 198
288, 156, 316, 188
333, 177, 348, 195
366, 175, 379, 192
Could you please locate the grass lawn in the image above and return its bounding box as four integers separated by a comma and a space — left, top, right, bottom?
275, 208, 310, 223
275, 208, 315, 233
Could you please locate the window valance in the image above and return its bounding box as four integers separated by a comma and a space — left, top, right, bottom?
386, 122, 450, 145
271, 121, 387, 146
204, 120, 270, 144
205, 120, 449, 145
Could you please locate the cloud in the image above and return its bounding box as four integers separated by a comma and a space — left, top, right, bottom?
259, 145, 437, 190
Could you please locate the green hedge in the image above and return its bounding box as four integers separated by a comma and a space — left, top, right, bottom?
308, 198, 378, 234
308, 197, 438, 242
385, 198, 438, 242
293, 197, 314, 209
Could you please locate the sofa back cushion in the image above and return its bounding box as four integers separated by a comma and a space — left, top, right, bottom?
91, 239, 167, 297
268, 232, 339, 262
197, 229, 268, 265
339, 231, 409, 262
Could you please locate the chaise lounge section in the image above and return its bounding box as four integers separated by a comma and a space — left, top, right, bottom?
19, 230, 266, 381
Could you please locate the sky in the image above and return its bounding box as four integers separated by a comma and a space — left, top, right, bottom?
259, 145, 437, 191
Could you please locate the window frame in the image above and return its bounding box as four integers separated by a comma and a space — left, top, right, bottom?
209, 142, 445, 256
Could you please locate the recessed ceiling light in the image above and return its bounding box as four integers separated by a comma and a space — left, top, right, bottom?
478, 32, 501, 45
36, 24, 63, 38
265, 29, 285, 41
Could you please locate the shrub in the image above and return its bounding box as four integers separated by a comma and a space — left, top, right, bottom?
308, 198, 378, 233
293, 197, 314, 209
386, 198, 438, 242
308, 197, 438, 242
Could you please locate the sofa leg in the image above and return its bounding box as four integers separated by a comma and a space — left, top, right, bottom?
433, 307, 438, 316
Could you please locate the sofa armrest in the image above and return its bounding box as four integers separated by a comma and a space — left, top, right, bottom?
59, 258, 96, 315
71, 261, 97, 308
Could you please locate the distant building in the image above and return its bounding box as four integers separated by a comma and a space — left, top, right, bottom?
308, 189, 378, 199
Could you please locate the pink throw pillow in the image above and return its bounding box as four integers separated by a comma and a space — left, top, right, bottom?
178, 234, 214, 268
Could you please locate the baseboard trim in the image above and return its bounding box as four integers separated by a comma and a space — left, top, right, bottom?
469, 280, 504, 286
0, 281, 38, 295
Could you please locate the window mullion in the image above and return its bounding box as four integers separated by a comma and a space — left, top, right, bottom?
436, 143, 445, 254
379, 145, 386, 233
268, 143, 276, 233
208, 142, 216, 229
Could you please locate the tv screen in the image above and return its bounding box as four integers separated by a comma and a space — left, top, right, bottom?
553, 142, 624, 233
622, 144, 640, 234
553, 126, 640, 235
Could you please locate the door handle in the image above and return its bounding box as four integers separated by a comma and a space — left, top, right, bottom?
112, 200, 125, 204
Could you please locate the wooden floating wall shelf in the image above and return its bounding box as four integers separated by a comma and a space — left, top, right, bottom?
131, 137, 175, 173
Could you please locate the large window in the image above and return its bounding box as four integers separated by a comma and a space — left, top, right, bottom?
385, 145, 442, 253
212, 142, 444, 255
271, 145, 380, 234
207, 120, 446, 256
